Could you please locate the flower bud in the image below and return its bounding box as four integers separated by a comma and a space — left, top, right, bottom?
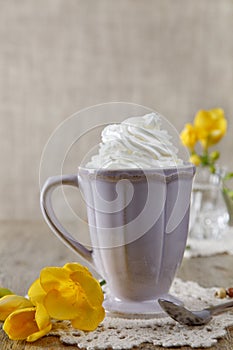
0, 288, 13, 298
210, 151, 220, 161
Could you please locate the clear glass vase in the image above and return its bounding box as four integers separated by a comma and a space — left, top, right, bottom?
189, 167, 229, 239
222, 177, 233, 227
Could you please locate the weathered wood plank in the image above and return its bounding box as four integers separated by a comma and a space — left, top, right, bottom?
1, 221, 233, 349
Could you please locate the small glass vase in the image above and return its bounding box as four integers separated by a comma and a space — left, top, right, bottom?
189, 167, 229, 239
222, 178, 233, 227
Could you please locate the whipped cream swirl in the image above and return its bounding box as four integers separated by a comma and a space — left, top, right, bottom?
86, 113, 183, 169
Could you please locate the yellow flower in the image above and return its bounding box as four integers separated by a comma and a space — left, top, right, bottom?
28, 262, 105, 331
194, 108, 227, 149
1, 262, 105, 343
3, 305, 52, 342
189, 154, 201, 166
180, 123, 198, 150
0, 295, 33, 321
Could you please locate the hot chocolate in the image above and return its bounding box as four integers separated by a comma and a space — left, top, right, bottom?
40, 112, 195, 316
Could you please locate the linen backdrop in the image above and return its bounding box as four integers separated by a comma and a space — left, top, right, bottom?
0, 0, 232, 220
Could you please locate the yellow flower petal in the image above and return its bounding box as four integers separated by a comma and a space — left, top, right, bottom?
194, 110, 211, 130
35, 302, 50, 330
71, 304, 105, 331
28, 278, 46, 305
0, 295, 33, 321
63, 262, 91, 275
189, 154, 201, 166
44, 289, 82, 320
26, 323, 52, 342
180, 123, 198, 149
70, 271, 104, 307
40, 267, 70, 292
3, 307, 38, 340
194, 108, 227, 147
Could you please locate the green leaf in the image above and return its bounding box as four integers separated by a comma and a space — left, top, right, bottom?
228, 191, 233, 200
224, 172, 233, 181
223, 187, 233, 200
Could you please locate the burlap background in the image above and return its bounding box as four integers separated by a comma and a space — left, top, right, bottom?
0, 0, 232, 219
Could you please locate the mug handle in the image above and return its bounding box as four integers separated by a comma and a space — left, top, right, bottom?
40, 174, 94, 264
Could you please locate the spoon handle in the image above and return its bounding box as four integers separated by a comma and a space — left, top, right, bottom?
208, 300, 233, 315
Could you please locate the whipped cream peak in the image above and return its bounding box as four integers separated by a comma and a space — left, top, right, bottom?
86, 113, 183, 169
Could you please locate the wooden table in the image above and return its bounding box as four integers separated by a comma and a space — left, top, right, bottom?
1, 220, 233, 349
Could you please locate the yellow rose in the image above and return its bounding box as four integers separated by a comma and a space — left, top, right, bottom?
194, 108, 227, 149
180, 123, 198, 150
189, 154, 201, 166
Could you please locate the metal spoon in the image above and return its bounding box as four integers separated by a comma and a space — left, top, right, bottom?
158, 298, 233, 326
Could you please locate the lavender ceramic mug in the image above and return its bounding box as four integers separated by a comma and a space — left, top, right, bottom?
41, 164, 195, 316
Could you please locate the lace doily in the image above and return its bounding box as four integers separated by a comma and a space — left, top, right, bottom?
49, 278, 233, 349
185, 227, 233, 258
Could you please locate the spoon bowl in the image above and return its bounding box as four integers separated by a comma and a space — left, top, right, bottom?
158, 298, 233, 326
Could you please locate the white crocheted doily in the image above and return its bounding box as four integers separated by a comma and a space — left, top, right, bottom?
185, 227, 233, 258
49, 278, 233, 349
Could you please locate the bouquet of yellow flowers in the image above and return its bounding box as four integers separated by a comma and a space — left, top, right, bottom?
180, 108, 227, 173
180, 108, 233, 228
